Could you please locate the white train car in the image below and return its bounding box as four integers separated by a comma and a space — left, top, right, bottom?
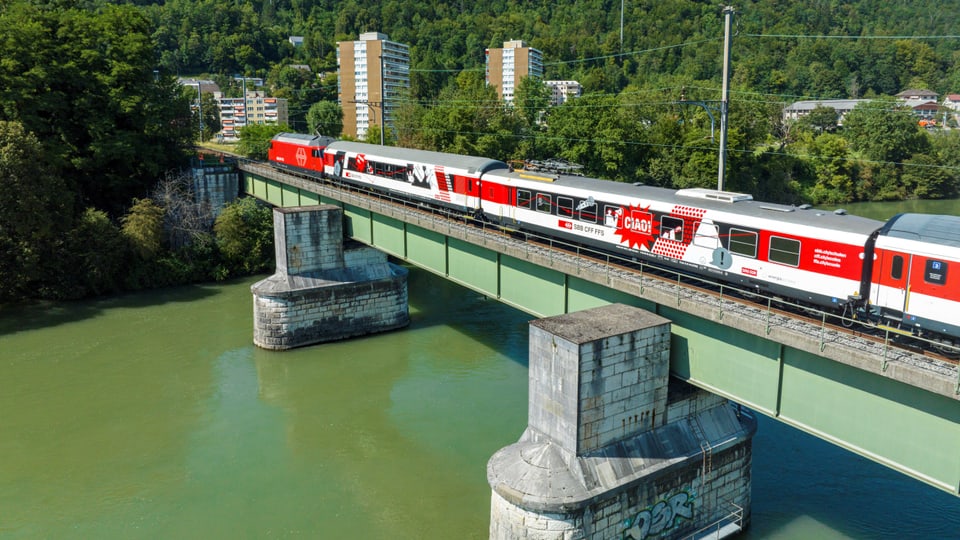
476, 167, 884, 311
322, 141, 508, 212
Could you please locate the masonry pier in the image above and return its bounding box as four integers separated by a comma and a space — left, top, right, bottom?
251, 205, 409, 350
191, 155, 239, 218
488, 304, 757, 539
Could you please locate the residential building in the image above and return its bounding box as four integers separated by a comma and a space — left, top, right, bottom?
485, 40, 544, 104
895, 89, 938, 101
545, 80, 582, 106
217, 92, 288, 140
944, 94, 960, 111
178, 78, 221, 96
782, 99, 870, 125
337, 32, 410, 140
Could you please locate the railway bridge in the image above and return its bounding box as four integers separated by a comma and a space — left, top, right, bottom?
237, 159, 960, 498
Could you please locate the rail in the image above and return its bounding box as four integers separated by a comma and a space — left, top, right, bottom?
241, 161, 960, 395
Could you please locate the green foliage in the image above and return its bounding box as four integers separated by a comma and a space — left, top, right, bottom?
513, 76, 551, 128
842, 99, 930, 163
0, 121, 72, 301
798, 106, 840, 134
48, 208, 131, 300
306, 101, 343, 137
0, 3, 194, 216
214, 197, 274, 277
122, 198, 165, 260
237, 123, 289, 159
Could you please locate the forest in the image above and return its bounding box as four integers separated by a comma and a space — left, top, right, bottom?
1, 0, 959, 302
147, 0, 960, 204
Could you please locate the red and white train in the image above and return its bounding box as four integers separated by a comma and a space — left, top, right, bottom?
269, 133, 960, 349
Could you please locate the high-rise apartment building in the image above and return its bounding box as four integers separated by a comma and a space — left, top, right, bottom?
337, 32, 410, 140
485, 40, 544, 104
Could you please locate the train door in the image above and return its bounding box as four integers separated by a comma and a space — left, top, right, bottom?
332, 151, 346, 178
872, 250, 910, 313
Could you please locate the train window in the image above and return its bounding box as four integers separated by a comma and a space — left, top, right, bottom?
728, 228, 757, 258
768, 236, 801, 267
603, 205, 620, 227
517, 190, 532, 209
924, 259, 947, 285
694, 223, 719, 249
891, 255, 904, 280
536, 194, 553, 214
557, 197, 573, 217
660, 216, 684, 241
312, 149, 322, 158
579, 203, 598, 223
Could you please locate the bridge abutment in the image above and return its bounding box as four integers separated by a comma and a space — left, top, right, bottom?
488, 303, 757, 539
251, 205, 409, 350
191, 155, 239, 219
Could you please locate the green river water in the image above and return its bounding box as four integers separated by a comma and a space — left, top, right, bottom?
2, 199, 958, 538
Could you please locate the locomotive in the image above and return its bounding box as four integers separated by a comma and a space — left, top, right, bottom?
268, 133, 960, 350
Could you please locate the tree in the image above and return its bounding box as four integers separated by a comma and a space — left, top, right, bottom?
151, 171, 215, 252
306, 101, 343, 137
237, 123, 289, 160
513, 76, 551, 127
842, 99, 930, 164
806, 133, 855, 203
214, 197, 274, 276
122, 198, 165, 260
0, 121, 71, 301
798, 105, 839, 133
0, 4, 194, 216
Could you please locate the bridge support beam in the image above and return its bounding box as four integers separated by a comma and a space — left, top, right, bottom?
488, 303, 757, 539
251, 205, 409, 350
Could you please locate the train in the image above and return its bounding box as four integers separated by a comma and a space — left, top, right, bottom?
268, 132, 960, 351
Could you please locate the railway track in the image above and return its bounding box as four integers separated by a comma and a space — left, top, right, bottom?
246, 162, 960, 373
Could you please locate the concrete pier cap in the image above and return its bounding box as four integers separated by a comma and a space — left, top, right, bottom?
488, 303, 757, 539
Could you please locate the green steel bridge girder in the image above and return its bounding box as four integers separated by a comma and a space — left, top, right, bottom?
242, 166, 960, 497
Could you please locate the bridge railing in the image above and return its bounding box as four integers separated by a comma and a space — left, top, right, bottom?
243, 161, 959, 392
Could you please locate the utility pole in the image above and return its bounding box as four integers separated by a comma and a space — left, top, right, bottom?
620, 0, 624, 52
196, 83, 203, 142
717, 6, 734, 192
379, 54, 385, 145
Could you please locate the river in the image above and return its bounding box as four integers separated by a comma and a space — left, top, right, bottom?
1, 200, 958, 538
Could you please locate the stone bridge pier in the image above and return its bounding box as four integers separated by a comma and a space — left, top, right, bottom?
488, 303, 757, 539
251, 205, 409, 350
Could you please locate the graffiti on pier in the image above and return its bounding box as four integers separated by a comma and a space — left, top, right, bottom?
621, 490, 695, 539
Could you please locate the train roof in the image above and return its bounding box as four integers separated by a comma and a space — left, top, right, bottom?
326, 141, 509, 175
272, 132, 336, 146
879, 213, 960, 247
494, 169, 885, 234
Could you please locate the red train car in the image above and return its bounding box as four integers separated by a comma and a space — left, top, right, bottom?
268, 133, 334, 174
868, 213, 960, 346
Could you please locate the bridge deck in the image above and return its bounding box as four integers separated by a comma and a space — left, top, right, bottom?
241, 161, 960, 496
